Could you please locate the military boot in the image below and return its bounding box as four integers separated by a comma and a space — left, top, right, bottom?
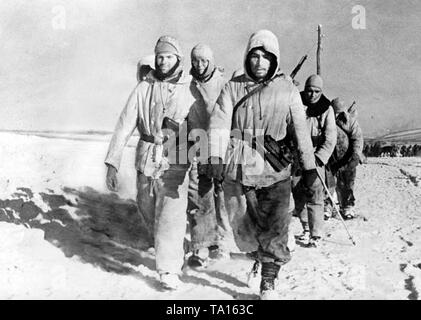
260, 262, 280, 300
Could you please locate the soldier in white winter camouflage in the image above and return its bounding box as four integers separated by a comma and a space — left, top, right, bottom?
206, 30, 318, 299
325, 98, 364, 219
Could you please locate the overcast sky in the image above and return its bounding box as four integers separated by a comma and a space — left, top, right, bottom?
1, 0, 420, 137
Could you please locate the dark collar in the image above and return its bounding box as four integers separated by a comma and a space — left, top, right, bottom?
337, 112, 348, 124
191, 66, 216, 83
300, 92, 331, 117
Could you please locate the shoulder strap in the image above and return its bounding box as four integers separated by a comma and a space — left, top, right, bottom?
316, 114, 323, 131
233, 83, 264, 113
336, 114, 351, 138
231, 73, 285, 124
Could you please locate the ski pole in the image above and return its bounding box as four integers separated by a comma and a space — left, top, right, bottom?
315, 168, 356, 246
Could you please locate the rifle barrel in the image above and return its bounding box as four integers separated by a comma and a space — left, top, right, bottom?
290, 54, 308, 79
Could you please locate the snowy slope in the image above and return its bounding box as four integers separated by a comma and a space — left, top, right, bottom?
0, 132, 420, 299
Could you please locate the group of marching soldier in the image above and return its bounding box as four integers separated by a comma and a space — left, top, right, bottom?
364, 142, 420, 158
104, 30, 364, 299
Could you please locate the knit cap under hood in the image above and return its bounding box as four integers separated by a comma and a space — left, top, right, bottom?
190, 43, 216, 82
154, 35, 184, 81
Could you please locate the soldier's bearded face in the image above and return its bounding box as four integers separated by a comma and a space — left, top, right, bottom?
192, 56, 209, 76
249, 49, 271, 80
304, 86, 322, 104
156, 53, 178, 75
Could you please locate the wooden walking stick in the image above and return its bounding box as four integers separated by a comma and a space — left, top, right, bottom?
317, 24, 322, 76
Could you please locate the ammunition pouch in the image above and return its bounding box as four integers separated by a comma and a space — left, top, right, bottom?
140, 134, 168, 145
140, 117, 180, 145
162, 116, 180, 133
252, 135, 294, 172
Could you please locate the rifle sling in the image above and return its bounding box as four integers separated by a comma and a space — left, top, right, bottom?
231, 73, 284, 125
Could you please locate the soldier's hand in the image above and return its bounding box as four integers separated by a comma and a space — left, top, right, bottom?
330, 163, 339, 175
206, 156, 224, 182
347, 153, 360, 169
106, 164, 119, 192
315, 156, 324, 167
302, 168, 318, 198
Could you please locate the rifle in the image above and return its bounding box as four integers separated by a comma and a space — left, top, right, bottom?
347, 101, 357, 115
290, 54, 308, 80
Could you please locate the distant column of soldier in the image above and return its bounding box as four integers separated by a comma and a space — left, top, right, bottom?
104, 30, 366, 300
364, 142, 420, 157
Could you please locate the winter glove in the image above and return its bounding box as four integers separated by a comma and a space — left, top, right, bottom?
347, 153, 360, 170
197, 162, 207, 176
302, 168, 318, 198
329, 162, 340, 175
106, 164, 118, 192
315, 155, 324, 167
331, 152, 359, 174
206, 156, 224, 182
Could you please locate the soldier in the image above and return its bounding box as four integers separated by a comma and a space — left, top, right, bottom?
400, 145, 407, 157
327, 98, 364, 219
105, 35, 195, 290
291, 75, 337, 246
206, 30, 318, 299
186, 44, 234, 267
412, 145, 416, 156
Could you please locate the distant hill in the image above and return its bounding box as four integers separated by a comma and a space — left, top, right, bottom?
0, 129, 113, 136
373, 128, 421, 144
0, 129, 138, 147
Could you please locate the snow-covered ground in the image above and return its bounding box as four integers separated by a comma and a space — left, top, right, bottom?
0, 132, 420, 300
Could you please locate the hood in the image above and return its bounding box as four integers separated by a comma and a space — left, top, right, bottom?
190, 43, 216, 82
243, 30, 280, 82
146, 69, 191, 85
137, 55, 155, 82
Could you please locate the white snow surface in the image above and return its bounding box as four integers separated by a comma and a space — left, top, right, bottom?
0, 132, 420, 300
